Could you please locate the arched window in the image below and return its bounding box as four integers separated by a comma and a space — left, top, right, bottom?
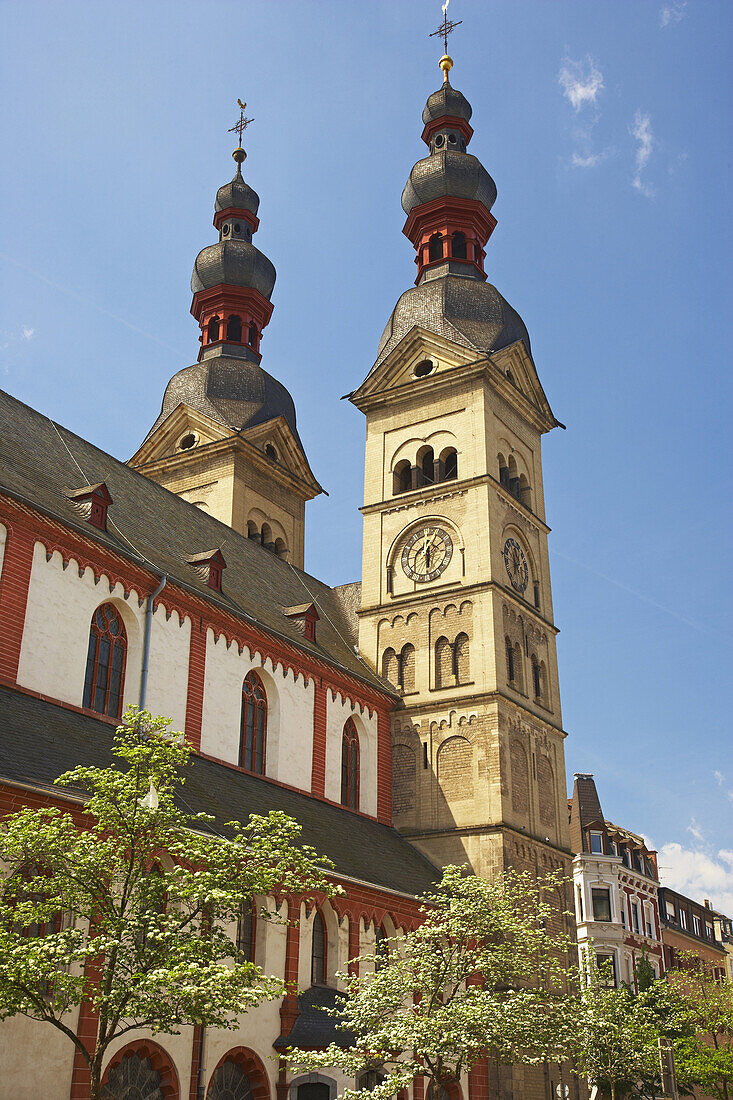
260, 522, 273, 550
237, 897, 255, 961
498, 453, 510, 489
452, 231, 467, 259
382, 647, 399, 687
531, 656, 542, 700
440, 447, 458, 481
240, 672, 267, 774
436, 636, 452, 689
393, 459, 412, 495
226, 315, 242, 342
519, 474, 532, 510
506, 636, 515, 683
247, 520, 259, 541
274, 537, 288, 560
428, 233, 443, 262
247, 323, 258, 348
418, 446, 435, 486
374, 925, 388, 971
207, 315, 221, 343
83, 603, 127, 717
454, 632, 470, 684
341, 718, 360, 810
513, 643, 524, 693
311, 910, 327, 984
400, 643, 416, 693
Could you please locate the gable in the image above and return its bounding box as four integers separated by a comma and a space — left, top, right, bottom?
128, 403, 233, 467
349, 326, 478, 408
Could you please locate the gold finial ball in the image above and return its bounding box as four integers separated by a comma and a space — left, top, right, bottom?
439, 53, 453, 80
232, 146, 247, 164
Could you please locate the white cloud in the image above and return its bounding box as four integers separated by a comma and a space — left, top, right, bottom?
22, 327, 34, 340
631, 109, 655, 196
687, 817, 705, 842
558, 56, 604, 111
715, 770, 725, 786
659, 842, 733, 915
571, 148, 613, 169
660, 1, 687, 28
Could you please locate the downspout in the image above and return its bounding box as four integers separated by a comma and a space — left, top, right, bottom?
139, 573, 167, 710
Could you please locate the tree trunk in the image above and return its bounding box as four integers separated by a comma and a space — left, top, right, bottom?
89, 1058, 103, 1100
610, 1082, 616, 1100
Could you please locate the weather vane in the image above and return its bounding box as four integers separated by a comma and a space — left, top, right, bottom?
429, 0, 462, 58
228, 98, 255, 164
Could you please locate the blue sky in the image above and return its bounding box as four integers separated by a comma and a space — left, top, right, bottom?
1, 1, 731, 908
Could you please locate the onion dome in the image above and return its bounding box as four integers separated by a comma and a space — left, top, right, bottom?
215, 164, 260, 218
402, 151, 496, 217
374, 276, 531, 372
191, 239, 276, 300
144, 354, 301, 445
422, 82, 472, 127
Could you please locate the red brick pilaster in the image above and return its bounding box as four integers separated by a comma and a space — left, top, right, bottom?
376, 707, 393, 824
0, 525, 36, 685
279, 896, 301, 1038
189, 1024, 204, 1100
414, 1076, 425, 1100
348, 911, 360, 977
469, 1058, 490, 1100
185, 619, 207, 750
311, 682, 327, 798
69, 958, 101, 1099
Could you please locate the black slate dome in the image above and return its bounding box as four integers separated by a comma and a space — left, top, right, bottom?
191, 239, 276, 300
401, 150, 497, 216
422, 82, 472, 126
373, 275, 531, 371
144, 354, 301, 444
215, 167, 260, 217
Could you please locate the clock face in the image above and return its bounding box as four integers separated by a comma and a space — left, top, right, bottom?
503, 537, 529, 593
401, 526, 453, 582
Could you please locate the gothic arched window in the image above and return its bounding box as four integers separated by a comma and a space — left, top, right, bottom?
311, 910, 327, 984
237, 897, 255, 961
82, 603, 127, 718
375, 924, 388, 972
341, 718, 360, 810
226, 314, 242, 342
240, 672, 267, 774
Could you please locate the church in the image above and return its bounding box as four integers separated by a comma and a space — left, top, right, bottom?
0, 46, 574, 1100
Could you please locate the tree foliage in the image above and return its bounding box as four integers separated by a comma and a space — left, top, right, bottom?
0, 708, 335, 1100
667, 954, 733, 1100
287, 864, 575, 1100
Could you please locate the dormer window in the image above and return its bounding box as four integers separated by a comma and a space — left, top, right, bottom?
284, 602, 319, 642
589, 831, 604, 854
186, 548, 226, 593
66, 482, 113, 531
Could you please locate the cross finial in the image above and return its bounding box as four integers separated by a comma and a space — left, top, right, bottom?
228, 98, 255, 164
429, 0, 462, 70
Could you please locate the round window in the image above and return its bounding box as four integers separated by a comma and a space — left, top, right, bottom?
434, 134, 445, 148
448, 133, 457, 144
413, 359, 435, 378
265, 443, 278, 461
234, 223, 241, 233
222, 224, 230, 235
179, 433, 197, 450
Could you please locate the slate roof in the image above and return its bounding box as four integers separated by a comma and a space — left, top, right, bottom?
0, 686, 439, 899
0, 388, 392, 697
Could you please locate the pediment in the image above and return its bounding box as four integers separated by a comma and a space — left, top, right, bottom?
128, 403, 233, 467
239, 415, 322, 496
488, 342, 558, 432
349, 326, 478, 408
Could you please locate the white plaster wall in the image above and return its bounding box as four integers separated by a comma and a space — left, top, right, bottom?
201, 632, 314, 790
324, 692, 378, 816
0, 522, 7, 583
17, 544, 145, 711
143, 606, 190, 732
0, 1009, 77, 1099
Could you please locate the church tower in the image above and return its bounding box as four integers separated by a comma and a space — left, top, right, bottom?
130, 110, 322, 568
351, 53, 571, 884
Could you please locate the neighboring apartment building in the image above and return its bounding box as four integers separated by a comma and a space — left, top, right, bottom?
569, 774, 664, 986
659, 889, 727, 978
709, 904, 733, 981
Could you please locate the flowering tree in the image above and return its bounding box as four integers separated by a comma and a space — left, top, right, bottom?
0, 708, 335, 1100
667, 954, 733, 1100
287, 864, 575, 1100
